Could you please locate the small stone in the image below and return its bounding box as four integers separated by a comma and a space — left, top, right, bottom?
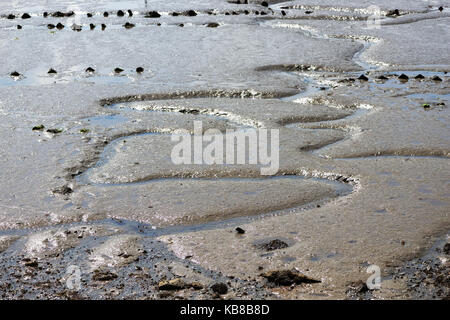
423, 104, 431, 109
47, 24, 55, 29
92, 270, 118, 281
235, 227, 245, 234
10, 71, 21, 77
53, 185, 73, 195
21, 13, 31, 19
117, 10, 125, 17
71, 24, 82, 32
48, 68, 57, 74
210, 282, 228, 294
439, 6, 444, 12
7, 14, 15, 19
90, 23, 96, 30
378, 75, 388, 80
305, 10, 313, 14
171, 12, 179, 16
43, 12, 48, 18
123, 22, 135, 29
432, 76, 442, 82
185, 10, 197, 17
261, 1, 269, 7
136, 67, 144, 73
179, 23, 184, 27
128, 10, 133, 17
158, 278, 187, 290
206, 22, 220, 28
101, 24, 106, 30
47, 128, 63, 134
261, 270, 320, 286
398, 74, 409, 81
114, 68, 124, 74
386, 9, 400, 17
32, 124, 45, 131
358, 74, 369, 81
145, 11, 161, 18
281, 10, 286, 16
443, 243, 450, 254
85, 67, 95, 73
258, 239, 289, 251
415, 74, 425, 79
24, 260, 38, 268
103, 12, 109, 17
87, 13, 93, 18
56, 23, 64, 30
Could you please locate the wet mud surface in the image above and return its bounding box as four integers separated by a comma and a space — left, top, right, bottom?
0, 0, 449, 299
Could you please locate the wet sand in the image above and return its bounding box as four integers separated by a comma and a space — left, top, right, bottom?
0, 0, 449, 299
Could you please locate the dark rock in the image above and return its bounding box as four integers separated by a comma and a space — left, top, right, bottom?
47, 128, 63, 134
10, 71, 21, 77
439, 6, 444, 12
185, 10, 197, 17
145, 11, 161, 18
32, 124, 45, 131
103, 12, 109, 17
114, 68, 124, 74
47, 24, 55, 29
123, 22, 135, 29
24, 259, 38, 268
47, 68, 57, 74
158, 278, 187, 290
305, 10, 313, 14
423, 104, 431, 109
179, 23, 184, 27
258, 239, 289, 251
85, 67, 95, 73
7, 14, 15, 19
43, 12, 48, 18
432, 76, 442, 82
378, 75, 388, 80
415, 74, 425, 79
87, 13, 93, 18
117, 10, 125, 17
358, 74, 369, 81
101, 24, 106, 30
128, 10, 133, 17
443, 243, 450, 254
235, 227, 245, 234
386, 9, 400, 17
261, 270, 321, 286
90, 23, 95, 30
398, 73, 409, 81
17, 25, 22, 29
171, 12, 179, 16
261, 1, 268, 7
53, 185, 73, 195
136, 67, 144, 73
56, 23, 64, 30
206, 22, 220, 28
21, 13, 31, 19
71, 24, 82, 32
281, 10, 286, 16
92, 270, 118, 281
210, 282, 228, 294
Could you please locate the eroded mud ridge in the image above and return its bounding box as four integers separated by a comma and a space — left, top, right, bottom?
0, 0, 449, 300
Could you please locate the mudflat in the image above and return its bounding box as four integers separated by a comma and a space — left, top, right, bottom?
0, 0, 448, 299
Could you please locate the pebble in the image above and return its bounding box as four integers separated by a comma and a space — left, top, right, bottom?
56, 23, 64, 30
114, 68, 124, 74
123, 22, 135, 29
85, 67, 95, 73
235, 227, 245, 234
398, 74, 409, 81
146, 11, 161, 18
136, 67, 144, 73
210, 283, 228, 294
358, 74, 369, 81
431, 76, 442, 82
117, 10, 125, 17
415, 74, 425, 79
21, 13, 31, 19
47, 68, 57, 74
